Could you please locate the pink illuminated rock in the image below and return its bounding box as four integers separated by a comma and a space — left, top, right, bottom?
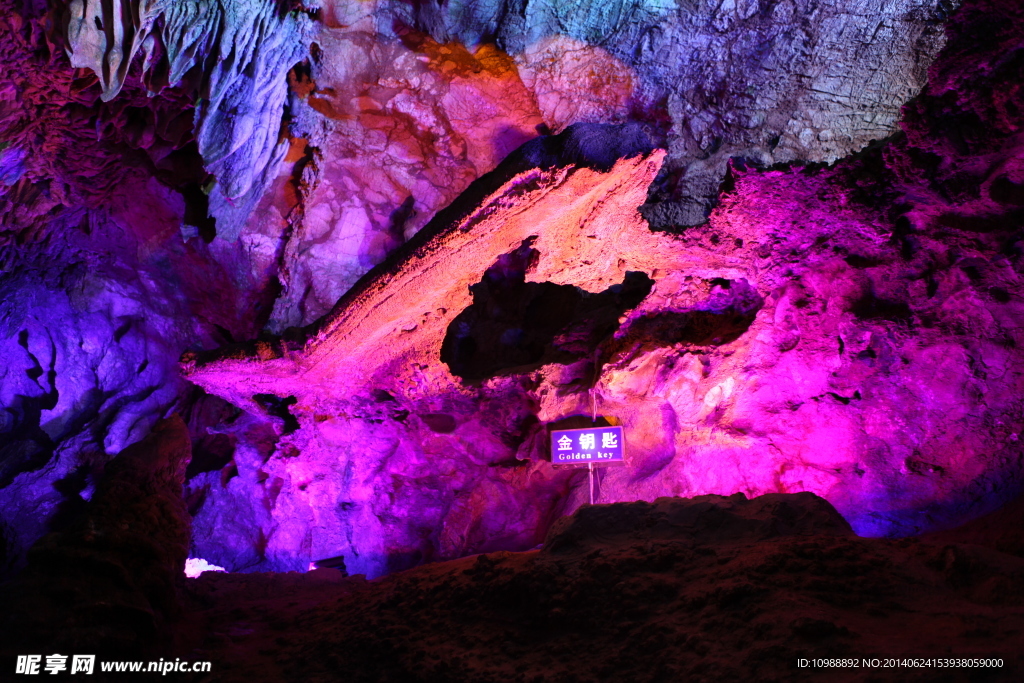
4, 0, 1023, 590
181, 104, 1024, 578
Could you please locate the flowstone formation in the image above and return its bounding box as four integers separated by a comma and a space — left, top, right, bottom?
64, 0, 314, 235
266, 0, 957, 328
62, 0, 948, 330
0, 1, 278, 576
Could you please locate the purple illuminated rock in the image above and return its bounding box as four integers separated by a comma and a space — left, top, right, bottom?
177, 0, 1024, 581
2, 0, 1024, 592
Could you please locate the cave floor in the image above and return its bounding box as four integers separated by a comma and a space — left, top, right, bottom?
178, 504, 1024, 683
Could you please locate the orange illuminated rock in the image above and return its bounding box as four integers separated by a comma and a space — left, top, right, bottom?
181, 144, 673, 414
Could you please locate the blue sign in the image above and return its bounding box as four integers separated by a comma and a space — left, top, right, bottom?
550, 426, 625, 467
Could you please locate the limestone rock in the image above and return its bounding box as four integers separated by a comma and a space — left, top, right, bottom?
64, 0, 312, 208
261, 0, 955, 327
57, 0, 956, 330
399, 0, 956, 226
3, 0, 1023, 591
182, 122, 669, 414
179, 43, 1024, 578
267, 27, 547, 328
64, 0, 165, 101
0, 166, 268, 575
0, 1, 287, 574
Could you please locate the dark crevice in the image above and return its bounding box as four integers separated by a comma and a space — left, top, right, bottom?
844, 254, 881, 268
388, 195, 416, 245
442, 245, 768, 383
441, 242, 653, 382
850, 292, 913, 322
252, 393, 300, 434
112, 320, 132, 342
0, 330, 60, 488
605, 279, 764, 359
186, 433, 237, 479
419, 413, 457, 433
990, 175, 1024, 206
213, 324, 236, 344
181, 182, 217, 242
46, 465, 93, 534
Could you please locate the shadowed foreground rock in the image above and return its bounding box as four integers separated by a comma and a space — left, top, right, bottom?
180, 492, 1024, 682
0, 416, 192, 658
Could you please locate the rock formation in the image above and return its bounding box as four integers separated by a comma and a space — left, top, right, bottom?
0, 0, 1021, 611
0, 416, 192, 656
266, 0, 955, 327
177, 100, 1024, 578
65, 0, 313, 208
1, 0, 1024, 675
405, 0, 956, 227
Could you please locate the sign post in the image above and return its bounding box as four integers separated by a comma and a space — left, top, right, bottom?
550, 425, 625, 504
589, 461, 594, 505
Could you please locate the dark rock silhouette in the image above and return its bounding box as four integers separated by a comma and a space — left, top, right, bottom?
0, 416, 192, 658
179, 492, 1024, 682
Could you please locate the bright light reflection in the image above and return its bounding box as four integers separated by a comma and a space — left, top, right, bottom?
184, 557, 227, 578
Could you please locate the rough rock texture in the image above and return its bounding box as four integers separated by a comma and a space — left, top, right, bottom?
925, 492, 1024, 559
0, 183, 233, 576
401, 0, 956, 227
64, 0, 313, 212
179, 493, 1024, 682
268, 23, 548, 328
67, 0, 952, 232
182, 122, 689, 576
250, 0, 956, 327
181, 0, 1024, 573
65, 0, 164, 101
174, 0, 1024, 579
0, 1, 280, 576
183, 122, 666, 414
50, 0, 955, 327
0, 416, 192, 657
1, 0, 1023, 591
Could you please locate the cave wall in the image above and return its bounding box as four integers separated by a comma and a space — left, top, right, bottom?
0, 1, 276, 572
403, 0, 957, 227
265, 0, 956, 326
2, 0, 1023, 579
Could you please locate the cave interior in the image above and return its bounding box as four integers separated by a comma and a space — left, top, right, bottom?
1, 0, 1024, 679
